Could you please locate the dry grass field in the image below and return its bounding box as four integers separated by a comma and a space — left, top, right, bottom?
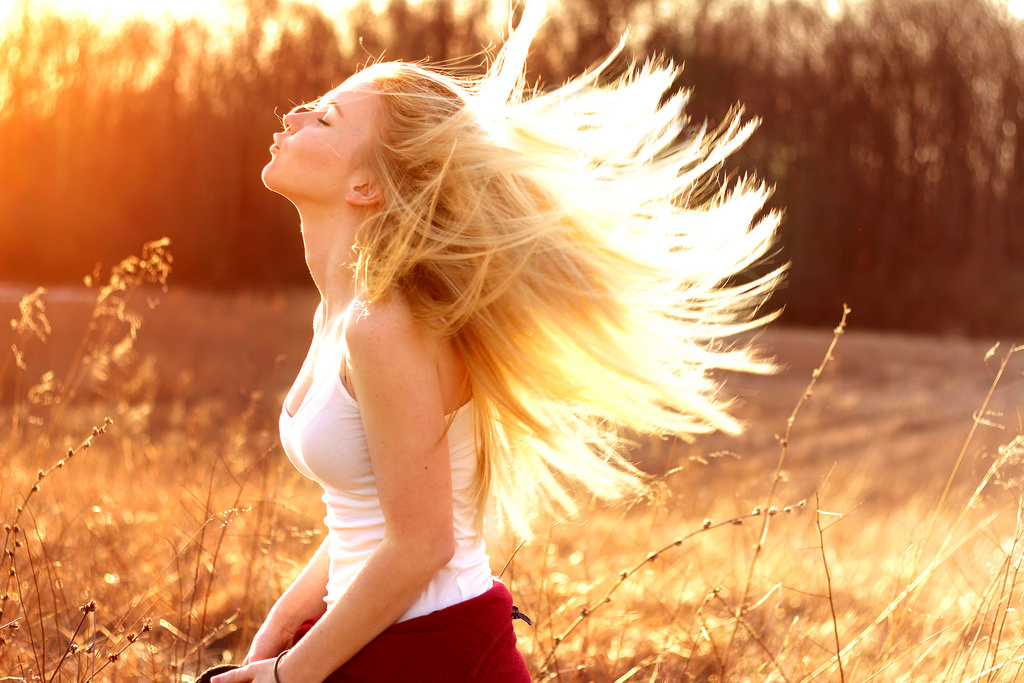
2, 247, 1023, 681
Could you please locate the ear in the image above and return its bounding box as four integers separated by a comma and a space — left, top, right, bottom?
345, 180, 380, 207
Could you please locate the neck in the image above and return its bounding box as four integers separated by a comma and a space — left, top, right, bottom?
295, 202, 368, 310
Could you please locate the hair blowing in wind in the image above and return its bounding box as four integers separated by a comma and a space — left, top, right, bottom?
351, 0, 785, 536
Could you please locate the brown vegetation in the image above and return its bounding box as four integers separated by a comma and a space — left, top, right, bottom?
1, 0, 1022, 334
2, 245, 1024, 680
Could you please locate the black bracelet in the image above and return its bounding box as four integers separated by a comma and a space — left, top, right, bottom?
273, 648, 290, 683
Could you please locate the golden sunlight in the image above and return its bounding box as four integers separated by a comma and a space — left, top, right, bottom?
0, 0, 375, 27
0, 0, 235, 25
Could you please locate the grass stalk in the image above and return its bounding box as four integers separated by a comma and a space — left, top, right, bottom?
884, 344, 1024, 659
724, 304, 850, 673
814, 491, 845, 682
45, 600, 94, 683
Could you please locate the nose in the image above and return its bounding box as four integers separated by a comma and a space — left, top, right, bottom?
282, 111, 299, 131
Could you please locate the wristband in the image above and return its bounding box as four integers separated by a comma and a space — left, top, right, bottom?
273, 648, 290, 683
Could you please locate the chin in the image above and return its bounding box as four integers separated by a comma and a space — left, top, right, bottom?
261, 163, 285, 194
261, 158, 275, 180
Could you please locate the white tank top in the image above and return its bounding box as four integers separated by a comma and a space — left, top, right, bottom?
278, 304, 493, 621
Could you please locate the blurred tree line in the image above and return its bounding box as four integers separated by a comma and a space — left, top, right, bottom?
0, 0, 1021, 335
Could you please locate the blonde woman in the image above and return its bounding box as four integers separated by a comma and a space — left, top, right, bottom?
208, 3, 781, 682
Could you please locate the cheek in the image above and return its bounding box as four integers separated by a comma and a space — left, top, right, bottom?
289, 135, 343, 173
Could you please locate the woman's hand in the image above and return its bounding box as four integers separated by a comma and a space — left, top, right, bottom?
242, 620, 294, 665
210, 657, 278, 683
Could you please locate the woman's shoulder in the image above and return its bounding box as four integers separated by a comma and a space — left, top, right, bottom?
343, 294, 468, 411
342, 294, 433, 360
344, 292, 419, 332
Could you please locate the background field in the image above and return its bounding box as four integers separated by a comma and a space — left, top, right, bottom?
2, 274, 1023, 681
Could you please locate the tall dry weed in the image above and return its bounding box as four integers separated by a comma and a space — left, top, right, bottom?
0, 239, 251, 681
3, 261, 1024, 681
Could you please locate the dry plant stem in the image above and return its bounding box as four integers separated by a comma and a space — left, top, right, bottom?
46, 601, 94, 683
0, 421, 111, 680
814, 491, 845, 683
15, 524, 42, 671
2, 288, 50, 403
189, 452, 258, 672
916, 344, 1020, 572
813, 513, 997, 681
7, 363, 25, 454
883, 345, 1020, 659
680, 592, 717, 680
537, 524, 560, 682
932, 345, 1021, 532
711, 591, 792, 683
22, 506, 55, 673
985, 500, 1024, 679
1014, 646, 1024, 682
949, 489, 1024, 681
185, 465, 221, 673
28, 505, 65, 656
190, 611, 241, 660
892, 618, 964, 681
886, 345, 1023, 661
498, 539, 529, 579
0, 341, 16, 400
963, 656, 1024, 683
239, 440, 277, 650
2, 424, 165, 680
643, 440, 682, 550
45, 240, 170, 444
537, 511, 767, 675
724, 304, 850, 671
809, 410, 1023, 681
86, 620, 153, 680
105, 502, 252, 670
0, 419, 113, 627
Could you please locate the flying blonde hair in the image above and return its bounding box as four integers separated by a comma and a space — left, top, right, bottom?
350, 2, 783, 536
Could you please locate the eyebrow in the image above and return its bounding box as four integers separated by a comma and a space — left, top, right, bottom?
330, 102, 345, 117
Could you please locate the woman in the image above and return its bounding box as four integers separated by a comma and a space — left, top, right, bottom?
211, 2, 781, 681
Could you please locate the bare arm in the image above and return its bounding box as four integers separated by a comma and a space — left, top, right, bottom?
217, 296, 458, 683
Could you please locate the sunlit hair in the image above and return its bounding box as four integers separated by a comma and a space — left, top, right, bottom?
351, 3, 783, 536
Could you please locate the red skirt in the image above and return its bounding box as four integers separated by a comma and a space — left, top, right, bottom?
291, 580, 532, 682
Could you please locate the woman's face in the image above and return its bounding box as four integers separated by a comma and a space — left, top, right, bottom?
262, 77, 382, 208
